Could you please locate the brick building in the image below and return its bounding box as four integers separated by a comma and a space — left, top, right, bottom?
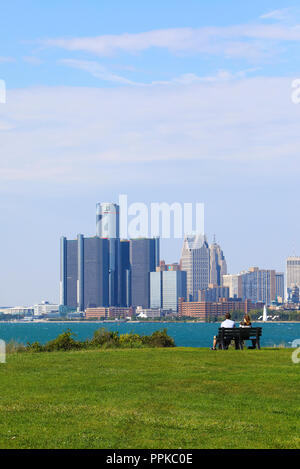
85, 306, 134, 320
178, 298, 264, 321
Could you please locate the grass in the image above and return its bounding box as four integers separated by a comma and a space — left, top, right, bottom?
0, 348, 299, 449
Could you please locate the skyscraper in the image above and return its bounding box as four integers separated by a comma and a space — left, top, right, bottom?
286, 257, 300, 297
60, 235, 109, 310
96, 202, 121, 306
275, 272, 284, 302
96, 203, 120, 238
162, 271, 187, 313
222, 274, 243, 298
150, 270, 187, 313
240, 267, 276, 305
150, 271, 163, 309
180, 234, 210, 301
209, 239, 227, 286
130, 238, 159, 308
120, 240, 131, 307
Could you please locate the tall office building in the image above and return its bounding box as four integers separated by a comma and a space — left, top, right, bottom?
150, 271, 163, 310
120, 240, 131, 307
240, 267, 276, 305
96, 202, 122, 306
275, 272, 284, 302
286, 257, 300, 296
96, 203, 120, 238
60, 235, 109, 311
222, 274, 243, 299
130, 238, 159, 308
209, 240, 227, 286
162, 271, 187, 312
150, 271, 187, 313
180, 234, 210, 301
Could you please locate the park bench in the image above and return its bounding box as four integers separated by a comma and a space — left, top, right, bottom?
216, 327, 262, 350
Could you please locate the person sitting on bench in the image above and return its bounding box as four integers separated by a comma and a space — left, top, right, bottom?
240, 314, 252, 327
240, 314, 257, 349
211, 313, 235, 350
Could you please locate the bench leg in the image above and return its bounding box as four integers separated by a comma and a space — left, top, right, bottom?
256, 331, 261, 350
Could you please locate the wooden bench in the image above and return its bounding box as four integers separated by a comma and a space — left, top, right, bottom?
216, 327, 262, 350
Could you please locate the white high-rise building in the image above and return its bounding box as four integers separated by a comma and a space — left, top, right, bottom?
181, 234, 210, 301
286, 257, 300, 299
222, 274, 243, 299
96, 203, 120, 239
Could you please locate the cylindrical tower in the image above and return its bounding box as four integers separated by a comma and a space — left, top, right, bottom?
96, 203, 120, 239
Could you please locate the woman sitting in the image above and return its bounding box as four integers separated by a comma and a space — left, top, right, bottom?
240, 314, 257, 348
240, 314, 252, 327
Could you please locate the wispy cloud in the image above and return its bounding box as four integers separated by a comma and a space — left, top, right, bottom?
260, 7, 300, 22
0, 56, 14, 63
41, 17, 300, 62
60, 59, 140, 85
0, 77, 299, 186
60, 58, 256, 86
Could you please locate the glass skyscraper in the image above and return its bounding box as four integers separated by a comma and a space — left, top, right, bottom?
60, 235, 109, 311
150, 270, 187, 313
130, 238, 160, 308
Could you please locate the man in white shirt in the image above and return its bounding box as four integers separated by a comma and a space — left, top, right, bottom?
221, 315, 236, 329
211, 313, 235, 350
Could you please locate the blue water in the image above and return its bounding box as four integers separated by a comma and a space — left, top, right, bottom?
0, 322, 300, 348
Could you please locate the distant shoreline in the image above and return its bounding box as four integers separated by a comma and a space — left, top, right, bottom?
0, 320, 299, 325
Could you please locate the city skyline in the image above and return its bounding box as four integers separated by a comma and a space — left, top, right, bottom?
0, 196, 298, 306
1, 1, 300, 305
5, 198, 291, 310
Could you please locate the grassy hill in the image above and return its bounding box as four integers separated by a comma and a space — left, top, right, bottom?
0, 348, 299, 449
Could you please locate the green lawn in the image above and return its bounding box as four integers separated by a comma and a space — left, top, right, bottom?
0, 348, 299, 449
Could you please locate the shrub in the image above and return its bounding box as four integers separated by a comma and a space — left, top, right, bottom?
6, 340, 27, 354
27, 341, 46, 353
44, 330, 82, 352
89, 328, 120, 348
119, 333, 144, 348
142, 329, 175, 348
11, 328, 176, 353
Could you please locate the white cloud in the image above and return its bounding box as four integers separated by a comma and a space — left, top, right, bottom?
60, 59, 140, 85
60, 59, 255, 86
0, 77, 300, 188
0, 57, 14, 63
41, 21, 300, 61
260, 7, 300, 22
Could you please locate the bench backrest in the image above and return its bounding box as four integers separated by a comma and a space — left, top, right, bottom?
218, 327, 262, 338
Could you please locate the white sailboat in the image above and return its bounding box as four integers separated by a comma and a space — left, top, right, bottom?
262, 305, 268, 322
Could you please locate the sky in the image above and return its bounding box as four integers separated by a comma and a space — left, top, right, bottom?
1, 0, 300, 305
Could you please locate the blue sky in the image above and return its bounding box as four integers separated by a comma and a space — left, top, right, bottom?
1, 1, 300, 305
